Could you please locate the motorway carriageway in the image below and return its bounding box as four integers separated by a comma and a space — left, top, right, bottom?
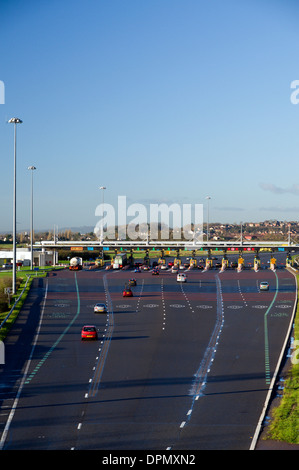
0, 252, 296, 450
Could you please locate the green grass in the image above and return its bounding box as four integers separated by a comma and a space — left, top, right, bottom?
265, 273, 299, 444
0, 276, 34, 341
0, 266, 62, 342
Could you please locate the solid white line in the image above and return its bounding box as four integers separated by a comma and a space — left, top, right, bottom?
0, 280, 49, 450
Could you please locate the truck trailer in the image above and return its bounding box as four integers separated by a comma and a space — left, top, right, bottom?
113, 253, 127, 269
69, 257, 83, 270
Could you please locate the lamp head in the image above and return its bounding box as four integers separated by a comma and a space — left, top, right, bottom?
8, 117, 22, 124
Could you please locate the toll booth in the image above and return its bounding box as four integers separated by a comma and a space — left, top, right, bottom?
95, 258, 104, 267
270, 257, 276, 271
237, 256, 244, 272
220, 257, 228, 272
205, 258, 212, 270
254, 256, 261, 272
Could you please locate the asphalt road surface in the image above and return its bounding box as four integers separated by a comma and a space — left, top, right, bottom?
0, 253, 296, 450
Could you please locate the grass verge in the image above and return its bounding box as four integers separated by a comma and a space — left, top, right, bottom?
0, 275, 34, 342
0, 267, 61, 342
265, 272, 299, 444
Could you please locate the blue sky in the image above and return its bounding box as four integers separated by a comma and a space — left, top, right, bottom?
1, 0, 299, 232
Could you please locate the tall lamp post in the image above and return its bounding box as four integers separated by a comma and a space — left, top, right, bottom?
8, 117, 22, 295
206, 196, 211, 242
28, 166, 36, 270
99, 186, 106, 244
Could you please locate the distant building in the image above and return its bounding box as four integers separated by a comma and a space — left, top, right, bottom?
0, 248, 58, 267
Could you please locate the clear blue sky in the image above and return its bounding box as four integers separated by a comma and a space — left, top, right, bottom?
1, 0, 299, 232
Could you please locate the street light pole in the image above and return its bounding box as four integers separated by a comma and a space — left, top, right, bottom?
28, 166, 36, 270
206, 196, 211, 241
99, 186, 106, 244
8, 117, 22, 295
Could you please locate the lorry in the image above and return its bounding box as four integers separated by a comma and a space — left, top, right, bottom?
113, 253, 127, 269
69, 257, 83, 270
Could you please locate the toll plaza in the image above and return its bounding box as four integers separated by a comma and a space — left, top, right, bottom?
30, 239, 299, 271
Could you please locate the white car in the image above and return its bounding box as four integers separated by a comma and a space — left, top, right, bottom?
94, 303, 107, 313
177, 273, 187, 282
259, 282, 269, 291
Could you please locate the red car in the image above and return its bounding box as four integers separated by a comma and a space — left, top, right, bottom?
123, 287, 133, 297
81, 325, 98, 340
